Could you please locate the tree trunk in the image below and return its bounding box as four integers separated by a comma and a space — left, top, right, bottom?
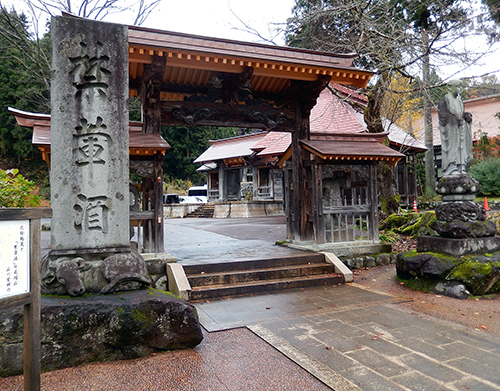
422, 30, 436, 198
364, 72, 399, 214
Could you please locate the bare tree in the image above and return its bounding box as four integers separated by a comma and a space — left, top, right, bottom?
12, 0, 163, 25
285, 0, 500, 203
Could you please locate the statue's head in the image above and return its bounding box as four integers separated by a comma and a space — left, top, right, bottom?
447, 79, 462, 96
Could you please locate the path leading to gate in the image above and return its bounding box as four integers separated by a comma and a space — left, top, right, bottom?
28, 216, 500, 390
166, 217, 500, 391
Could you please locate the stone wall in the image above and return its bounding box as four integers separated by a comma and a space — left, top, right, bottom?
213, 201, 284, 218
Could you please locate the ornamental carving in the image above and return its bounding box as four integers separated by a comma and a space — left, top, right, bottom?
171, 105, 217, 125
322, 164, 370, 180
130, 160, 154, 178
249, 110, 288, 130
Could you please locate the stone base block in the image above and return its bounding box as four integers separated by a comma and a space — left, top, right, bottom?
417, 235, 500, 257
286, 241, 391, 258
0, 289, 203, 377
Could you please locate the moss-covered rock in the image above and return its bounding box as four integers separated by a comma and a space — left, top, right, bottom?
380, 211, 437, 238
449, 255, 500, 295
0, 288, 203, 377
396, 250, 461, 280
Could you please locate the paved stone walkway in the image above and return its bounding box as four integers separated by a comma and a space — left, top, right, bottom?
194, 284, 500, 391
36, 217, 500, 390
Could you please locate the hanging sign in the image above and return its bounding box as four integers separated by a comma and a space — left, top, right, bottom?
0, 220, 30, 299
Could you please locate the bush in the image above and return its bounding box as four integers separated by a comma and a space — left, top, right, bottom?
0, 168, 40, 208
468, 158, 500, 195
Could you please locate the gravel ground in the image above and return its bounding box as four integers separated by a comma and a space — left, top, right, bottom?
0, 328, 332, 391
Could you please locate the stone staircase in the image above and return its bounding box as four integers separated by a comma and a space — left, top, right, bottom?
184, 253, 343, 301
186, 204, 215, 218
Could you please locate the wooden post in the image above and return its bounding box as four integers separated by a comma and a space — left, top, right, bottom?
312, 160, 325, 244
0, 207, 51, 391
24, 218, 41, 391
369, 165, 379, 241
153, 153, 164, 253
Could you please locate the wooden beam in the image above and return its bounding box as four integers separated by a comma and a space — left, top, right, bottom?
139, 54, 166, 134
278, 75, 331, 110
160, 101, 295, 131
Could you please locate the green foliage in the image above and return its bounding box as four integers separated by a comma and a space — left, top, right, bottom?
379, 211, 436, 238
379, 230, 400, 244
0, 7, 50, 185
161, 126, 238, 184
0, 168, 40, 207
468, 158, 500, 195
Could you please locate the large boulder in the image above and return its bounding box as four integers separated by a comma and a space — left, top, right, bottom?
448, 255, 500, 296
0, 289, 203, 377
397, 251, 500, 297
396, 251, 460, 280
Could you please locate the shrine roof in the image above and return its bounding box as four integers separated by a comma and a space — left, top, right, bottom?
300, 135, 404, 166
310, 87, 365, 134
313, 85, 427, 153
8, 107, 170, 157
128, 26, 373, 100
193, 132, 267, 163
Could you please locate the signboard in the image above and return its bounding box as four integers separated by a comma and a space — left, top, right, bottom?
0, 220, 30, 299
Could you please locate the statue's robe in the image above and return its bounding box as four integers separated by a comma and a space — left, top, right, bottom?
438, 93, 473, 177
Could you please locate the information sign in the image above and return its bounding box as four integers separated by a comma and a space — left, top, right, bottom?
0, 220, 30, 299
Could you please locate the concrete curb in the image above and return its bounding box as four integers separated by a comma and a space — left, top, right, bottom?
248, 324, 362, 391
166, 263, 191, 301
322, 252, 353, 283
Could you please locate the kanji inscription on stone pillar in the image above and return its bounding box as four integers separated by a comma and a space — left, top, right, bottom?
50, 16, 129, 254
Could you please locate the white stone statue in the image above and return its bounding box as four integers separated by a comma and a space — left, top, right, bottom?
438, 80, 473, 177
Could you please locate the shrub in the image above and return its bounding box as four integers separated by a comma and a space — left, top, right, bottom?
468, 158, 500, 195
0, 168, 40, 208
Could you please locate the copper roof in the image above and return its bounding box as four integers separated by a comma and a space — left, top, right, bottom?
301, 135, 404, 166
8, 107, 170, 157
128, 26, 373, 101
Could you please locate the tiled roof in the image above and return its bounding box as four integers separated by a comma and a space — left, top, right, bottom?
8, 107, 170, 153
310, 88, 365, 134
301, 135, 404, 166
253, 132, 291, 157
314, 86, 427, 152
127, 25, 374, 100
193, 132, 267, 163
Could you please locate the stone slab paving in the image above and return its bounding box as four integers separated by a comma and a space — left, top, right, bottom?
194, 284, 500, 391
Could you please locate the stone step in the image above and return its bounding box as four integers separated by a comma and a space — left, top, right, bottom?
189, 274, 343, 301
185, 253, 344, 300
188, 263, 336, 287
186, 204, 214, 218
183, 253, 326, 275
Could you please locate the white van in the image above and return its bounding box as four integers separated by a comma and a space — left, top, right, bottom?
186, 184, 208, 203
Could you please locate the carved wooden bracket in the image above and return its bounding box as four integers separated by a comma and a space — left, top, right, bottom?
171, 105, 218, 125
279, 75, 331, 113
140, 55, 167, 134
248, 110, 288, 130
130, 160, 155, 178
162, 101, 294, 131
185, 67, 257, 106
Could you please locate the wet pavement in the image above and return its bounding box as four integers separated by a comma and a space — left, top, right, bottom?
163, 216, 306, 265
18, 216, 500, 390
165, 217, 500, 390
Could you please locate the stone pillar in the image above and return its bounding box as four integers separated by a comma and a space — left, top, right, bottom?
51, 16, 129, 255
46, 17, 151, 296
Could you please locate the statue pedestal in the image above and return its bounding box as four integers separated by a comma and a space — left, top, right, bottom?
417, 235, 500, 257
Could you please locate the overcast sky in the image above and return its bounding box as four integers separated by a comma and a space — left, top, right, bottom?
4, 0, 499, 80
